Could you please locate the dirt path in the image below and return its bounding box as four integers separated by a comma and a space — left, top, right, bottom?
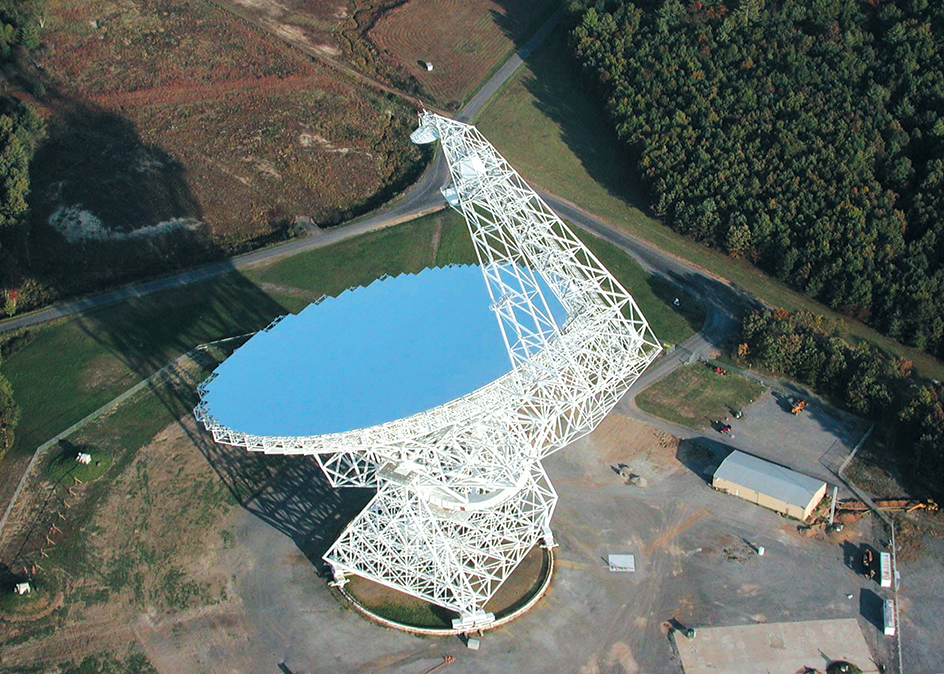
203, 0, 440, 115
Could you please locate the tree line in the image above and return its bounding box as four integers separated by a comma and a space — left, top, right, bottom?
0, 0, 46, 460
569, 0, 944, 357
737, 308, 943, 500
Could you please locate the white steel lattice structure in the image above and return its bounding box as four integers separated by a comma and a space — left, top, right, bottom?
195, 112, 661, 629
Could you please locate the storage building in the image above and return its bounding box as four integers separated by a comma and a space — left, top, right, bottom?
712, 450, 827, 520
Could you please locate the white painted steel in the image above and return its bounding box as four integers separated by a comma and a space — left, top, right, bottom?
195, 112, 661, 625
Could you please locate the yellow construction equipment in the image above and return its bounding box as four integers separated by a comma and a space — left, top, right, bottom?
791, 399, 807, 415
837, 498, 938, 513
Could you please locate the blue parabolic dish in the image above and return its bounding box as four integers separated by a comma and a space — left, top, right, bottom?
202, 265, 567, 437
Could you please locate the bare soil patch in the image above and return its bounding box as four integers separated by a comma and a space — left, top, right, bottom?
80, 354, 138, 393
220, 0, 349, 62
557, 413, 681, 489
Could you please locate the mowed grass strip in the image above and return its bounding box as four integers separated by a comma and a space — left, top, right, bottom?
2, 209, 702, 473
636, 364, 765, 429
45, 447, 112, 484
476, 26, 944, 381
573, 228, 705, 345
4, 215, 448, 463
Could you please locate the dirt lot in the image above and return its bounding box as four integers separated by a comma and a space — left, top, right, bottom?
5, 405, 943, 673
369, 0, 560, 108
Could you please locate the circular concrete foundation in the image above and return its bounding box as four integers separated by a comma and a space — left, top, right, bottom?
337, 545, 555, 635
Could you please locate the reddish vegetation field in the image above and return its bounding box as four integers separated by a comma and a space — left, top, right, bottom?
219, 0, 350, 60
42, 0, 312, 94
369, 0, 559, 107
13, 0, 558, 303
24, 0, 424, 298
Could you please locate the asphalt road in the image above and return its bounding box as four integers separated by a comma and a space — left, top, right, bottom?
0, 4, 753, 361
0, 9, 563, 336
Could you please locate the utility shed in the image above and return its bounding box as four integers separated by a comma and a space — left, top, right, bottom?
713, 450, 827, 520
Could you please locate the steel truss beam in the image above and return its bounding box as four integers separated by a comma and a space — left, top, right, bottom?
195, 113, 661, 627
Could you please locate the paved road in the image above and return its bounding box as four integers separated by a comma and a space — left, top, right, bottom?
0, 1, 752, 372
0, 3, 757, 417
458, 6, 564, 123
0, 10, 572, 336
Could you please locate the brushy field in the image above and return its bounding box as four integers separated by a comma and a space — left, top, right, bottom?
369, 0, 560, 108
635, 364, 765, 430
0, 352, 276, 672
22, 0, 426, 301
476, 27, 944, 382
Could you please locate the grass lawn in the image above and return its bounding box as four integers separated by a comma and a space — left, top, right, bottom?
476, 26, 944, 381
45, 446, 112, 484
636, 364, 765, 429
2, 209, 702, 474
359, 598, 455, 630
573, 228, 705, 345
0, 585, 40, 613
37, 363, 222, 581
345, 576, 457, 629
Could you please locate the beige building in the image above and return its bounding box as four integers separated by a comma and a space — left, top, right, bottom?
713, 450, 827, 520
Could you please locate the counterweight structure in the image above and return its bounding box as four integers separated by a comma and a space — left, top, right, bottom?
195, 112, 661, 629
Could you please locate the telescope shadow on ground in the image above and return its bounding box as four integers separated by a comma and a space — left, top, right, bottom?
236, 454, 375, 570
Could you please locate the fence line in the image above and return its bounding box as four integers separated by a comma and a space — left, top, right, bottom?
0, 331, 255, 540
837, 423, 902, 674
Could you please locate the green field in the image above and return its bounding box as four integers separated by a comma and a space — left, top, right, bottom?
573, 228, 704, 345
475, 27, 944, 381
45, 446, 112, 484
636, 364, 765, 429
1, 209, 702, 472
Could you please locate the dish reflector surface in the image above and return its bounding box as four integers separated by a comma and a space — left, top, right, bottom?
202, 265, 566, 437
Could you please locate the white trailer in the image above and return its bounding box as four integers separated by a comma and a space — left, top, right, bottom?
880, 551, 892, 588
883, 599, 896, 636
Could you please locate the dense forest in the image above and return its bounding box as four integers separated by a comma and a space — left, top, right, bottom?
570, 0, 944, 356
737, 308, 943, 499
0, 1, 44, 459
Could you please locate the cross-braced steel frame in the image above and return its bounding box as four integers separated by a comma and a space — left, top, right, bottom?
195, 112, 661, 629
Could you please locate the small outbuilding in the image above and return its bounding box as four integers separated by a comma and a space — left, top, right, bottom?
607, 554, 636, 572
14, 582, 31, 595
712, 450, 827, 520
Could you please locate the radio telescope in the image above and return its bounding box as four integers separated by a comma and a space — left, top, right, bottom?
195, 112, 661, 630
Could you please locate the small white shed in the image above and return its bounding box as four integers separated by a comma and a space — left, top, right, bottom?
608, 554, 636, 572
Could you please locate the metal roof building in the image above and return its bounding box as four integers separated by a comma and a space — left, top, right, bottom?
712, 450, 827, 520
